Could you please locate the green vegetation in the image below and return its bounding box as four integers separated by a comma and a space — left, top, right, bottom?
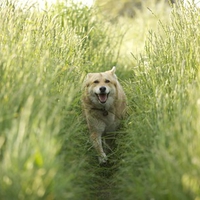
114, 4, 200, 199
0, 0, 200, 199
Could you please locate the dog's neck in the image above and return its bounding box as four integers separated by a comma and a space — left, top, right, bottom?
84, 96, 114, 116
91, 107, 109, 116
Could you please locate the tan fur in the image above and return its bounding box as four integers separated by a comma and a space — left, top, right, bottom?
82, 67, 126, 164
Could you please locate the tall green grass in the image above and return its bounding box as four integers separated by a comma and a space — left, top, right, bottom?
0, 2, 120, 199
1, 1, 200, 200
113, 3, 200, 200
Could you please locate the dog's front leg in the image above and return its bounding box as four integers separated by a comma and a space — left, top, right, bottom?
90, 132, 107, 164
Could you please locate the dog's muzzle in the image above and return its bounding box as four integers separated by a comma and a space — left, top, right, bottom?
96, 86, 109, 104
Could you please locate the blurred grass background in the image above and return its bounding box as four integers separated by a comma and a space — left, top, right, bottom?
0, 0, 200, 199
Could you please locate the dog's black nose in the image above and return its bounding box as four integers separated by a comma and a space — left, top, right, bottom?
99, 86, 106, 93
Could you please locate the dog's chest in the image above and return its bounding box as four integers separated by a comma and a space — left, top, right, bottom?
101, 112, 118, 132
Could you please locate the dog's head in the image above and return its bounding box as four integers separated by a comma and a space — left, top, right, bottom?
83, 67, 118, 107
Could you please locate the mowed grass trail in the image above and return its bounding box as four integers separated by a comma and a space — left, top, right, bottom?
0, 1, 200, 200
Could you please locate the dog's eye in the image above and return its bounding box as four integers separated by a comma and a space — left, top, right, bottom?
94, 80, 99, 84
105, 79, 110, 83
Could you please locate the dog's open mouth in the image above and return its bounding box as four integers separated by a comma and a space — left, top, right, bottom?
96, 93, 109, 104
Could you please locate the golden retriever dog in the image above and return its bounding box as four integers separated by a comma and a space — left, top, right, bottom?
82, 67, 126, 164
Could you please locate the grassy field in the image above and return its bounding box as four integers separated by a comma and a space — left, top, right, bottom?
0, 1, 200, 199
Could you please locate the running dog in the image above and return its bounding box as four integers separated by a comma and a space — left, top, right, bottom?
82, 67, 126, 164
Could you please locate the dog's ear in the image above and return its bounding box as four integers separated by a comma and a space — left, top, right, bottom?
110, 66, 116, 75
86, 73, 92, 79
110, 66, 118, 79
82, 73, 91, 90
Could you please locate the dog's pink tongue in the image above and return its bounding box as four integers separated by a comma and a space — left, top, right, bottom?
98, 94, 107, 103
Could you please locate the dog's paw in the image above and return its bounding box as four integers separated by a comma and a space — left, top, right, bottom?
98, 153, 108, 165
